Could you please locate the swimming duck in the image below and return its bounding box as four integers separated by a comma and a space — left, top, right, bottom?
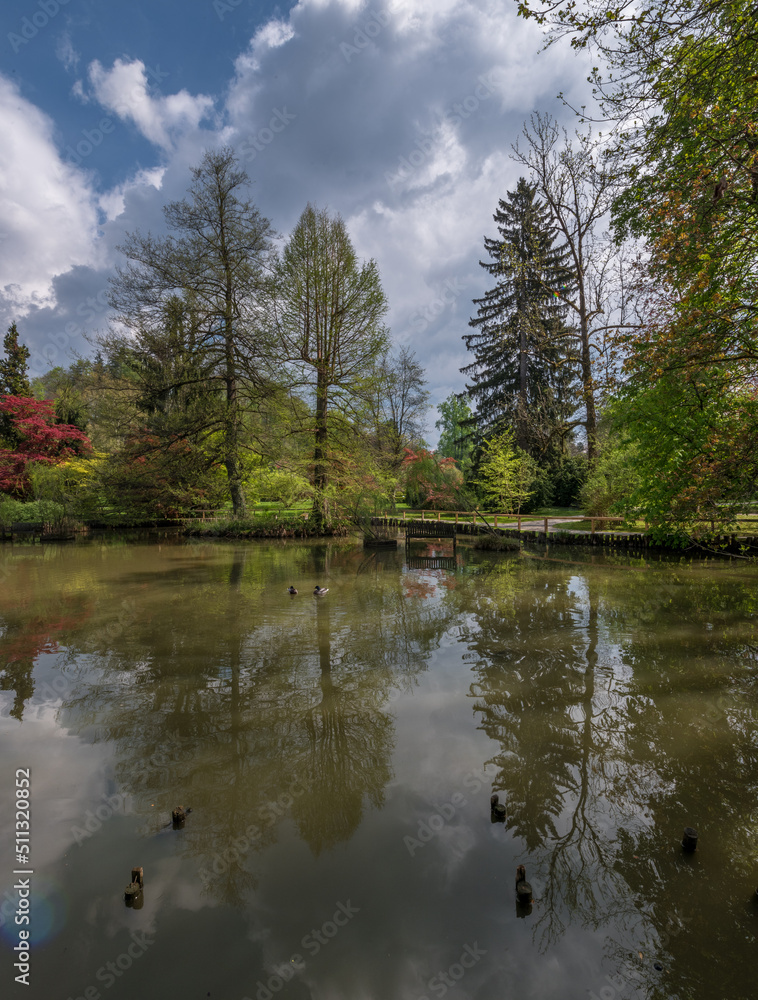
313, 585, 329, 596
287, 586, 298, 595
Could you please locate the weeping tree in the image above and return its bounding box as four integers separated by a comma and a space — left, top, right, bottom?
107, 147, 277, 515
274, 205, 389, 530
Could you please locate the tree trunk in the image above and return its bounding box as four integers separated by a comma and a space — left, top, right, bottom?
224, 294, 245, 516
312, 366, 329, 529
517, 317, 529, 450
579, 305, 597, 464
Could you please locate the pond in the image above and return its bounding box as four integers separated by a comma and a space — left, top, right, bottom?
1, 536, 757, 1000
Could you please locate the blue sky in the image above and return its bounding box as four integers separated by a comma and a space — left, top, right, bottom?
0, 0, 594, 440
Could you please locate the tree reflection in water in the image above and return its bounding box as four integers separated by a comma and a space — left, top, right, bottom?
467, 550, 758, 995
46, 542, 454, 906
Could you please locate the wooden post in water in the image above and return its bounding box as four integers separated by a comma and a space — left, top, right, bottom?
515, 865, 532, 903
682, 827, 698, 852
125, 866, 144, 904
490, 794, 506, 822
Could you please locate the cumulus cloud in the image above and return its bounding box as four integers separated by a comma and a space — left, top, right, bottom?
87, 58, 215, 151
222, 0, 592, 408
2, 0, 595, 421
0, 75, 101, 320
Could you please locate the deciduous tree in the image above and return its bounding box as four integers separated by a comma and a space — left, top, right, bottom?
108, 147, 276, 514
275, 205, 389, 529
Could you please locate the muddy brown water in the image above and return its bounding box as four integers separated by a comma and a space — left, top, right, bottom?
1, 536, 756, 999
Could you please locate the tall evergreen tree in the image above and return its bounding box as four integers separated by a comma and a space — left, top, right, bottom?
462, 179, 577, 460
0, 323, 32, 398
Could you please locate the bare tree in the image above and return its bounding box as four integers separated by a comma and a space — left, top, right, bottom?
371, 345, 429, 470
512, 115, 633, 462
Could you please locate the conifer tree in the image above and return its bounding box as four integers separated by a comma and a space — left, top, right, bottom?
0, 323, 32, 398
462, 179, 577, 460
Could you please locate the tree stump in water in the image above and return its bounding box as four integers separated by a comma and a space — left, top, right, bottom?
172, 806, 186, 827
515, 865, 532, 903
490, 793, 506, 822
125, 867, 143, 904
682, 827, 698, 852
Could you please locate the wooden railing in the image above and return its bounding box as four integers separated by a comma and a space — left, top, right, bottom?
386, 510, 627, 537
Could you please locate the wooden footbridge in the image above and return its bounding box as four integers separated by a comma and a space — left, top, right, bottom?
404, 518, 457, 548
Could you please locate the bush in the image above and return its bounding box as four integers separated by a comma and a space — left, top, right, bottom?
549, 455, 588, 507
0, 497, 65, 525
580, 443, 638, 516
248, 468, 313, 509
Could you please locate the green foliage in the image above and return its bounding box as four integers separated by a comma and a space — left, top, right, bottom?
0, 497, 64, 526
435, 393, 474, 473
403, 449, 469, 510
250, 468, 313, 508
579, 433, 638, 517
0, 323, 32, 398
611, 377, 758, 540
474, 431, 537, 514
109, 147, 277, 515
463, 178, 577, 459
549, 455, 588, 507
276, 204, 389, 528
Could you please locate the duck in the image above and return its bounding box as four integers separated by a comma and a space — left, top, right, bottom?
313, 585, 329, 596
287, 586, 298, 595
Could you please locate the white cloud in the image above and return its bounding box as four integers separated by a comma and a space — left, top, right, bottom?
0, 0, 595, 418
0, 75, 101, 317
87, 58, 215, 151
56, 32, 79, 72
98, 167, 166, 223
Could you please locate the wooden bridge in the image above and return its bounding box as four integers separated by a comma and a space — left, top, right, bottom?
405, 519, 457, 547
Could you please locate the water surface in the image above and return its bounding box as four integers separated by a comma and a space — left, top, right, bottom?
1, 537, 757, 1000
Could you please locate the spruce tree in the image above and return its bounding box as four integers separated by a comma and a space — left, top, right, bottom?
0, 323, 32, 397
462, 179, 577, 461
